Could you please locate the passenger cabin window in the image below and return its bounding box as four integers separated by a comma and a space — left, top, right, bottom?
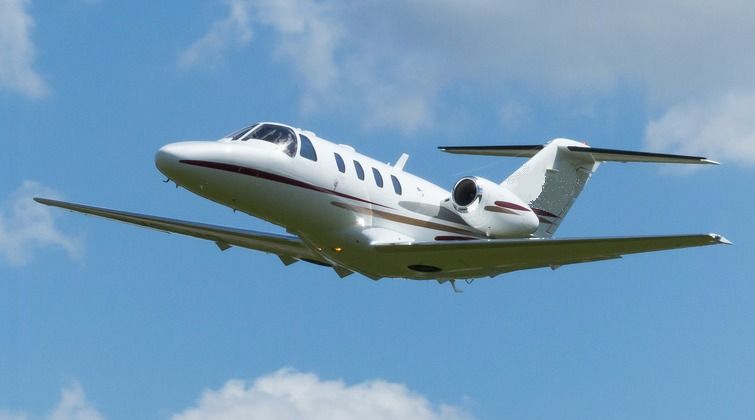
353, 161, 365, 180
390, 175, 402, 195
334, 153, 346, 173
240, 124, 297, 157
372, 168, 383, 188
299, 134, 317, 161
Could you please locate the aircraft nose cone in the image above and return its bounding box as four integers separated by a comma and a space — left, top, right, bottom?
155, 143, 181, 179
155, 141, 213, 181
155, 142, 183, 175
155, 141, 230, 185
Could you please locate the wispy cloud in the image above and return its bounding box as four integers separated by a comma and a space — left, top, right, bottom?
0, 181, 82, 267
0, 410, 27, 420
0, 0, 48, 98
498, 100, 531, 131
180, 0, 443, 133
173, 368, 473, 420
181, 1, 755, 137
0, 382, 103, 420
645, 92, 755, 165
251, 0, 342, 108
178, 0, 253, 70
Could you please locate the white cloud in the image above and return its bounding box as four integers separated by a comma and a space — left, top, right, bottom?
182, 1, 755, 135
180, 0, 446, 132
645, 92, 755, 165
251, 0, 343, 109
0, 0, 48, 98
332, 0, 755, 103
178, 0, 253, 69
48, 383, 105, 420
0, 371, 471, 420
0, 383, 103, 420
173, 368, 473, 420
0, 181, 82, 266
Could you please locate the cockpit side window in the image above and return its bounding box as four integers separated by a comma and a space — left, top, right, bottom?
227, 123, 258, 140
299, 135, 317, 161
241, 124, 297, 157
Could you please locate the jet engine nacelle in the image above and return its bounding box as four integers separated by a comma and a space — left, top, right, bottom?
451, 176, 539, 238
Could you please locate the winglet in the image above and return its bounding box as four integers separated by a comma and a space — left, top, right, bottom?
394, 153, 409, 170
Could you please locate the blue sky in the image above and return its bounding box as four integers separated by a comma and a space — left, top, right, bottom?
1, 1, 753, 419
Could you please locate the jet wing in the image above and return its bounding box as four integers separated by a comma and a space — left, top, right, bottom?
375, 234, 730, 278
34, 197, 325, 264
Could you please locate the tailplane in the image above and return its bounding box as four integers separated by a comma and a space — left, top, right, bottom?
440, 139, 717, 238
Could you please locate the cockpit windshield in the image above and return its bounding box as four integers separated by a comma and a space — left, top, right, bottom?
240, 123, 298, 157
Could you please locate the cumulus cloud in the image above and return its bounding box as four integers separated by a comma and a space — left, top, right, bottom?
0, 181, 82, 266
173, 368, 473, 420
645, 92, 755, 165
0, 371, 471, 419
178, 0, 253, 69
0, 0, 48, 98
0, 383, 103, 420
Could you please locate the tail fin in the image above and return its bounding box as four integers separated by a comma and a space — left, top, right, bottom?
440, 139, 717, 238
500, 139, 596, 237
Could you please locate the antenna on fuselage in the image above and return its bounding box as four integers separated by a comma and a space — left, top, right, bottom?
394, 153, 409, 170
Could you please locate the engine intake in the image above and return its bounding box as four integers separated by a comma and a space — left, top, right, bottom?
451, 176, 538, 237
452, 177, 479, 207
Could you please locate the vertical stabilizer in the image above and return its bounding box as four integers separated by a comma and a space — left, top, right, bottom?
501, 139, 598, 238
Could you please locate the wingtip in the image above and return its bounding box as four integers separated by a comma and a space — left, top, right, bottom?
34, 197, 68, 208
701, 158, 720, 165
710, 233, 732, 245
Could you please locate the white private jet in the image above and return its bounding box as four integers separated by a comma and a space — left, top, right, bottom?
36, 122, 729, 289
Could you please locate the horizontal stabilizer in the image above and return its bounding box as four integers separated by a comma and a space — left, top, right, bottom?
566, 146, 718, 164
439, 145, 543, 157
439, 143, 718, 164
